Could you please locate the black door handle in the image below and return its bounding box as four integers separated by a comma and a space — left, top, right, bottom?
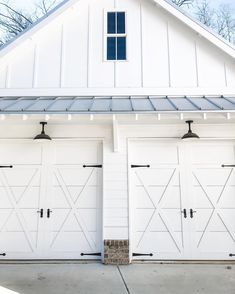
47, 209, 52, 218
190, 209, 197, 218
0, 253, 6, 256
37, 209, 43, 218
181, 209, 187, 218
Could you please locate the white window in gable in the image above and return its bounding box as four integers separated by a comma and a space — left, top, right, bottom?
107, 12, 126, 61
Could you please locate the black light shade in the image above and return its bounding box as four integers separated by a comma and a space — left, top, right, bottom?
34, 122, 52, 141
181, 120, 200, 140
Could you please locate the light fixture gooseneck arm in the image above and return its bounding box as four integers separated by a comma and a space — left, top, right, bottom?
41, 122, 46, 135
187, 121, 192, 133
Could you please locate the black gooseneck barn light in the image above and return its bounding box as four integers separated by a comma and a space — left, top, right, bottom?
34, 122, 52, 141
181, 120, 200, 140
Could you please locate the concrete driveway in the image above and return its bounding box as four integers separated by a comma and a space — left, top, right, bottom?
0, 263, 234, 294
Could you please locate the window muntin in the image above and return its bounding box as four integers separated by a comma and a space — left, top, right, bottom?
107, 12, 126, 61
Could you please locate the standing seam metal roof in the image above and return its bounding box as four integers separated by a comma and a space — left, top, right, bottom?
0, 96, 235, 114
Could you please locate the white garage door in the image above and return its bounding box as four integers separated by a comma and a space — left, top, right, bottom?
0, 141, 102, 260
130, 140, 235, 260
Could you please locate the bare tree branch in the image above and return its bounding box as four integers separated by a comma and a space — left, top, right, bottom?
194, 0, 235, 44
0, 0, 61, 46
171, 0, 194, 7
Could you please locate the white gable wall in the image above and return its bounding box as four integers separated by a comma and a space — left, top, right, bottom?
0, 0, 235, 94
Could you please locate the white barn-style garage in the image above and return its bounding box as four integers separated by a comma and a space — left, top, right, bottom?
0, 0, 235, 264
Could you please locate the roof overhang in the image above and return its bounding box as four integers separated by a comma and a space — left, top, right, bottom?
0, 95, 235, 115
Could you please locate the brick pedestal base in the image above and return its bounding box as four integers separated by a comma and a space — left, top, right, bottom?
104, 240, 129, 265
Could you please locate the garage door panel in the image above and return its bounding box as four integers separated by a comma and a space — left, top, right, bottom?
162, 187, 181, 208
1, 168, 41, 187
135, 209, 156, 231
0, 210, 12, 229
193, 187, 215, 207
0, 140, 102, 260
131, 141, 235, 260
0, 189, 12, 208
0, 144, 42, 165
195, 210, 224, 232
16, 187, 40, 208
160, 210, 183, 232
20, 210, 39, 231
55, 143, 100, 165
213, 187, 235, 206
134, 187, 158, 208
4, 212, 22, 231
47, 141, 102, 258
196, 232, 235, 252
51, 210, 81, 232
50, 232, 93, 252
52, 188, 70, 208
136, 232, 183, 253
77, 188, 100, 208
55, 168, 99, 186
0, 232, 33, 253
193, 168, 232, 186
135, 169, 177, 186
191, 145, 235, 164
190, 143, 235, 259
79, 210, 99, 231
132, 143, 179, 165
131, 141, 185, 259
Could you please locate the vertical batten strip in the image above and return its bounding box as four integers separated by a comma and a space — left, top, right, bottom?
5, 63, 11, 89
32, 44, 38, 88
166, 21, 171, 87
140, 2, 144, 88
60, 24, 65, 88
194, 40, 199, 87
87, 4, 91, 88
224, 62, 228, 88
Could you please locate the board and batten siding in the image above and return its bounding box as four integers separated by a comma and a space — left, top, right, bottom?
0, 0, 235, 93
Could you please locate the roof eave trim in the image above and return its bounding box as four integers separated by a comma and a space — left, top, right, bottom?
153, 0, 235, 59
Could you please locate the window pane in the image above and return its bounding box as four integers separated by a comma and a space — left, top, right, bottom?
117, 37, 126, 60
117, 12, 125, 34
107, 37, 116, 60
107, 12, 116, 34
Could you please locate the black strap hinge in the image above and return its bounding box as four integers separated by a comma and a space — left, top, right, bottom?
222, 165, 235, 168
0, 165, 13, 169
81, 253, 101, 256
229, 254, 235, 257
83, 165, 102, 168
133, 253, 153, 257
0, 253, 6, 256
131, 165, 150, 168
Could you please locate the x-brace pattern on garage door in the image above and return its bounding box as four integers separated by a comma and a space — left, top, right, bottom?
193, 169, 235, 247
51, 168, 97, 251
135, 168, 182, 252
0, 168, 40, 253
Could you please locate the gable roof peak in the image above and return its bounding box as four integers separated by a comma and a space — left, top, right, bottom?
0, 0, 234, 59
